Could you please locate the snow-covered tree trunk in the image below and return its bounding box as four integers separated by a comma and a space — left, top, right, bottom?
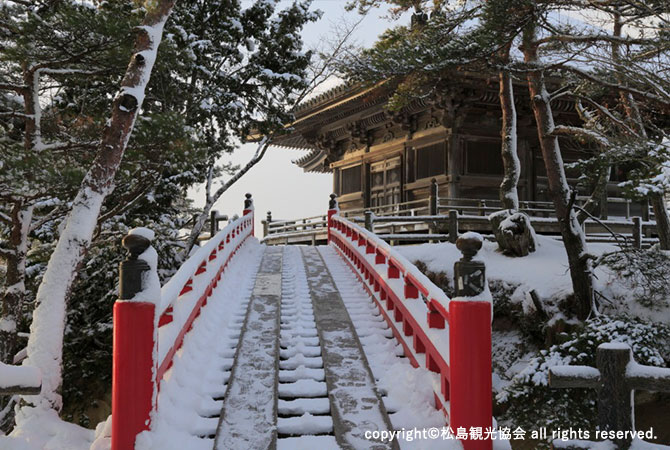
650, 194, 670, 250
522, 24, 594, 320
20, 0, 176, 413
0, 202, 33, 365
577, 165, 610, 223
498, 46, 520, 211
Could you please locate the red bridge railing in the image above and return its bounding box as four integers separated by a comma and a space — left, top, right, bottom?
327, 196, 493, 450
111, 195, 255, 450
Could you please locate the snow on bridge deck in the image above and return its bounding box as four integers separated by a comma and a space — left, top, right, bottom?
138, 241, 451, 450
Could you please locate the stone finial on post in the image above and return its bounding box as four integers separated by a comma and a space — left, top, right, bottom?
119, 233, 151, 299
449, 232, 492, 450
549, 342, 670, 449
328, 194, 338, 244
454, 233, 486, 297
112, 229, 158, 450
243, 193, 254, 236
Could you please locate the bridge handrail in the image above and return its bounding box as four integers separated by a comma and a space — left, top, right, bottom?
111, 195, 254, 450
156, 213, 253, 379
159, 216, 247, 316
327, 207, 493, 450
332, 215, 450, 310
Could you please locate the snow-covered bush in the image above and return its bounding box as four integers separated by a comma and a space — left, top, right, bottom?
497, 316, 668, 445
596, 247, 670, 312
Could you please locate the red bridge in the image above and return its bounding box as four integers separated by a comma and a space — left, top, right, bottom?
110, 193, 498, 450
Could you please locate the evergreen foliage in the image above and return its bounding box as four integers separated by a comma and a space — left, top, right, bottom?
1, 0, 319, 427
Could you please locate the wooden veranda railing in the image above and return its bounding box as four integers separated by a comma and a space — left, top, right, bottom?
262, 184, 657, 247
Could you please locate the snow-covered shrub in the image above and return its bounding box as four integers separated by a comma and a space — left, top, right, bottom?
497, 316, 668, 445
596, 247, 670, 311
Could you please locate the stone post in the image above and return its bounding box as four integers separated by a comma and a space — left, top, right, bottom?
549, 342, 670, 450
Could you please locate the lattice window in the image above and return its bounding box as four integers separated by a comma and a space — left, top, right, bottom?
416, 142, 446, 180
340, 165, 362, 194
465, 140, 503, 175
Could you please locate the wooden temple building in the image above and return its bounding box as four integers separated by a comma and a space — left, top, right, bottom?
272, 74, 646, 219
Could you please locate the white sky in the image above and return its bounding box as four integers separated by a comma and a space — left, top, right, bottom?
188, 1, 408, 236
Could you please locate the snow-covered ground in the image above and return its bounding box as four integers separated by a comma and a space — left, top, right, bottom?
397, 235, 607, 301
3, 237, 667, 449
397, 235, 670, 324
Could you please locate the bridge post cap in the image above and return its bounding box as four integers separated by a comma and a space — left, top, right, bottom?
456, 232, 483, 261
329, 193, 338, 210
244, 193, 253, 209
122, 234, 151, 260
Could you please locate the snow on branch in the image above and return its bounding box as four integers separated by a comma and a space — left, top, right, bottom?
551, 125, 610, 146
0, 361, 41, 395
0, 83, 27, 93
534, 33, 656, 47
563, 65, 670, 105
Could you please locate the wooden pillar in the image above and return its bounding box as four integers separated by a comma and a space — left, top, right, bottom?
448, 210, 458, 243
447, 131, 460, 200
429, 178, 438, 216
599, 185, 609, 220
363, 162, 370, 209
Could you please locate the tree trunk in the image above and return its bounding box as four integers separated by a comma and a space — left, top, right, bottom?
0, 202, 33, 364
20, 0, 176, 413
650, 193, 670, 250
499, 46, 520, 211
577, 165, 610, 223
522, 25, 594, 320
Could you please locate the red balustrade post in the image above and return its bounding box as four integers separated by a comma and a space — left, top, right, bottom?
112, 231, 158, 450
448, 233, 492, 450
327, 193, 338, 244
243, 193, 254, 236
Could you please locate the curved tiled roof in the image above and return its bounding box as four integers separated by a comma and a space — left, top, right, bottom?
291, 149, 330, 173
291, 149, 331, 173
294, 80, 358, 116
